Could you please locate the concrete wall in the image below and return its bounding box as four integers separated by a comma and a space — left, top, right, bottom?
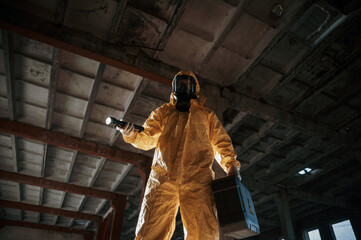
0, 226, 84, 240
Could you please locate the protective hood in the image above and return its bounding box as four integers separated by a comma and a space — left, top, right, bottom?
170, 70, 206, 106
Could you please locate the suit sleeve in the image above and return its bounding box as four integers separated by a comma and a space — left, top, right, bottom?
123, 107, 164, 151
209, 111, 241, 174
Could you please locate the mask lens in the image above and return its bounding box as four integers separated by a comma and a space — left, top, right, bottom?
173, 75, 196, 96
179, 79, 191, 94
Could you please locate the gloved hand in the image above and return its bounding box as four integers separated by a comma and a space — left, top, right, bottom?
228, 165, 242, 181
117, 122, 135, 137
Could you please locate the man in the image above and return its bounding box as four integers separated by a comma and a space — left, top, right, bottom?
118, 70, 240, 240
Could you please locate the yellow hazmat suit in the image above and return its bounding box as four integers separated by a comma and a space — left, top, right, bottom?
123, 70, 240, 240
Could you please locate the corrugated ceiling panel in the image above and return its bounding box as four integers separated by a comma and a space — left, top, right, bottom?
42, 188, 63, 208
22, 184, 40, 204
16, 103, 47, 128
60, 51, 99, 78
54, 93, 88, 119
102, 66, 142, 91
95, 82, 132, 111
14, 35, 53, 63
57, 70, 94, 100
52, 112, 82, 137
14, 54, 51, 88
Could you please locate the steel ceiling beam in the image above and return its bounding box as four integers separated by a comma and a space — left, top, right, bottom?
242, 178, 279, 193
0, 200, 101, 222
287, 189, 355, 209
326, 171, 361, 197
0, 219, 94, 237
0, 9, 173, 86
110, 198, 127, 239
271, 145, 341, 184
294, 204, 331, 222
258, 217, 279, 227
240, 129, 299, 173
0, 170, 125, 200
243, 178, 355, 209
0, 118, 147, 166
294, 153, 354, 188
228, 91, 358, 147
224, 12, 361, 156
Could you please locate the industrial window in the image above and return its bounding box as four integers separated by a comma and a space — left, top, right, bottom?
331, 220, 356, 240
307, 229, 321, 240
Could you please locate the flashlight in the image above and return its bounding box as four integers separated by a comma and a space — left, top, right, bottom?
105, 117, 144, 132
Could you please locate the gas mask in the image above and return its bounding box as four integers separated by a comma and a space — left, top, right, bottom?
172, 74, 197, 112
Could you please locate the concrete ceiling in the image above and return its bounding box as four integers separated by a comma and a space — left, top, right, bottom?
0, 0, 360, 239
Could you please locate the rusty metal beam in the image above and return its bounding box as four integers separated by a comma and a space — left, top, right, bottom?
96, 217, 108, 240
0, 118, 146, 166
0, 170, 125, 200
0, 219, 94, 236
0, 200, 101, 222
110, 198, 127, 239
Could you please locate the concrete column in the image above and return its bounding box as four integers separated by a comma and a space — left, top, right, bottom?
110, 197, 127, 240
273, 190, 296, 240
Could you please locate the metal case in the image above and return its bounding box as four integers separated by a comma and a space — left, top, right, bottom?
212, 175, 260, 238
